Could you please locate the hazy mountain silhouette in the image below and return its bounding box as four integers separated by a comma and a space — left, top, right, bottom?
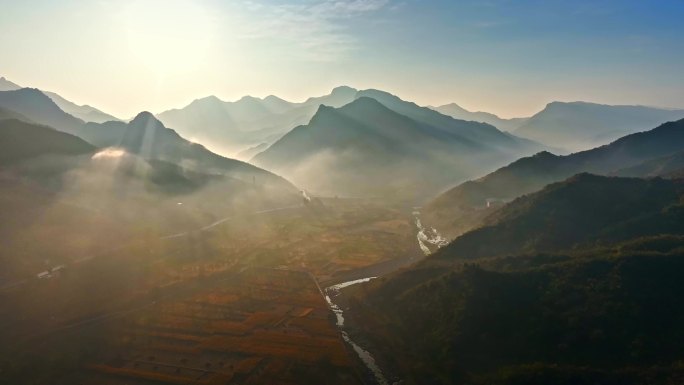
0, 76, 120, 123
0, 106, 31, 122
0, 88, 85, 134
514, 101, 684, 152
252, 96, 542, 199
75, 112, 296, 191
43, 91, 120, 123
156, 86, 358, 156
612, 150, 684, 178
355, 89, 539, 152
302, 85, 358, 108
235, 142, 270, 161
425, 118, 684, 236
432, 102, 529, 131
0, 118, 94, 165
0, 76, 21, 91
0, 88, 294, 193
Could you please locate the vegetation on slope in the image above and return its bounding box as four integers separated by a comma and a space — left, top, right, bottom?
351, 174, 684, 385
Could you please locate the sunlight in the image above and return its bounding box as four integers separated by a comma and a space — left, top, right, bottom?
124, 0, 214, 75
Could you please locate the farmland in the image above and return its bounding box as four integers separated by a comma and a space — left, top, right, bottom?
56, 269, 362, 385
0, 198, 418, 384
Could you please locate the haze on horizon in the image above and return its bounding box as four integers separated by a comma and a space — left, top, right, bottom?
1, 0, 683, 119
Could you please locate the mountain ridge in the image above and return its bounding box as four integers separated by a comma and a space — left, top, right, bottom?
252, 95, 543, 198
424, 118, 684, 237
514, 101, 684, 152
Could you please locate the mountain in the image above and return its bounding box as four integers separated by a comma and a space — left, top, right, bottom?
156, 86, 358, 156
0, 88, 295, 192
0, 88, 85, 134
252, 96, 542, 199
355, 89, 538, 152
351, 174, 684, 384
0, 118, 94, 165
430, 174, 682, 261
432, 103, 528, 131
424, 118, 684, 237
0, 76, 21, 91
74, 112, 296, 191
43, 91, 120, 123
0, 117, 297, 279
235, 142, 270, 161
514, 101, 684, 152
0, 76, 120, 123
0, 118, 214, 193
0, 105, 31, 122
302, 85, 358, 108
613, 150, 684, 178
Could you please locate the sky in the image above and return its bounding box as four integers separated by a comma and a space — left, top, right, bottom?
1, 0, 683, 119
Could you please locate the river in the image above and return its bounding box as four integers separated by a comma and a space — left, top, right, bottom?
323, 209, 449, 385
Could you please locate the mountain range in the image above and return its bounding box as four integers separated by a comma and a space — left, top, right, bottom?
513, 101, 684, 152
76, 112, 296, 191
252, 94, 543, 199
0, 118, 94, 166
424, 118, 684, 237
346, 114, 684, 383
352, 171, 684, 384
431, 102, 529, 132
0, 77, 120, 123
156, 86, 358, 156
0, 88, 295, 193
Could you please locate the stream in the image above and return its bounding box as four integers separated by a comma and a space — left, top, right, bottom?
322, 210, 449, 385
324, 278, 389, 385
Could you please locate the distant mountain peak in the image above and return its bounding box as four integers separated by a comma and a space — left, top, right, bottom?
0, 76, 21, 91
516, 101, 684, 152
237, 95, 260, 103
340, 95, 388, 111
16, 87, 46, 96
191, 95, 224, 106
264, 95, 286, 102
130, 111, 162, 126
331, 85, 356, 94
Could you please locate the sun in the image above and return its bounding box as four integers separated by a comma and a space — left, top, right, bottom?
124, 0, 213, 75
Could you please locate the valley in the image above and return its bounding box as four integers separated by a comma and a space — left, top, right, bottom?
2, 7, 684, 381
0, 187, 422, 384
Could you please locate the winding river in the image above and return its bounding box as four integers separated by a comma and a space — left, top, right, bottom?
323, 210, 449, 385
324, 278, 389, 385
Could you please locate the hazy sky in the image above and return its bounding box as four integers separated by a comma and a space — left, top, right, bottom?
1, 0, 683, 118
